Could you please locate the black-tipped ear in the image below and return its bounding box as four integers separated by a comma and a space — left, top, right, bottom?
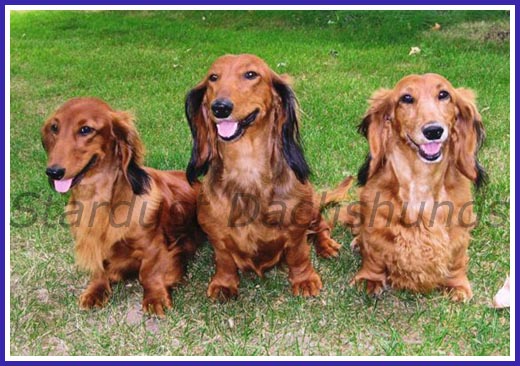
185, 85, 215, 185
475, 161, 488, 189
273, 78, 310, 183
357, 153, 371, 186
358, 114, 370, 138
473, 114, 487, 189
111, 111, 150, 195
452, 87, 487, 189
126, 159, 151, 195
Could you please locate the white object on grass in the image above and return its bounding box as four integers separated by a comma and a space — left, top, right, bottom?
492, 276, 510, 308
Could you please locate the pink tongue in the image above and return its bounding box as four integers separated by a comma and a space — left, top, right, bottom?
421, 142, 442, 155
54, 178, 73, 193
216, 121, 238, 138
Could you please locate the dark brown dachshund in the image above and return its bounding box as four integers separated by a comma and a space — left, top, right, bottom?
348, 74, 486, 301
185, 54, 351, 299
41, 97, 202, 316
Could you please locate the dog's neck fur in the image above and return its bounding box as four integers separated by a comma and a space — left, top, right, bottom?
71, 152, 132, 200
209, 110, 292, 199
384, 141, 451, 223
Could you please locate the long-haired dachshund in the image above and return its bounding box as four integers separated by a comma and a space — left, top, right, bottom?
185, 54, 350, 299
41, 97, 202, 316
349, 73, 486, 301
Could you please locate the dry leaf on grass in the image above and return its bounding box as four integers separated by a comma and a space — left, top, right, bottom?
409, 47, 421, 56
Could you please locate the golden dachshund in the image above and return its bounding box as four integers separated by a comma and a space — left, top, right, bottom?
185, 54, 351, 299
348, 73, 486, 301
41, 98, 202, 316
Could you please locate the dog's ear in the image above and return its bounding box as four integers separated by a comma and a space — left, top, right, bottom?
357, 88, 393, 186
185, 82, 216, 185
111, 111, 150, 195
41, 119, 55, 153
452, 87, 487, 187
272, 73, 310, 183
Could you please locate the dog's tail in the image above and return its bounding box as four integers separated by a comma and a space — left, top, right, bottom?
314, 175, 354, 211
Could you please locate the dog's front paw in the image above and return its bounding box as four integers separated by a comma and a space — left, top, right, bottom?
365, 280, 386, 297
291, 272, 323, 297
445, 274, 473, 302
349, 275, 386, 297
142, 292, 172, 318
315, 238, 342, 258
79, 286, 110, 309
207, 281, 238, 301
448, 285, 473, 302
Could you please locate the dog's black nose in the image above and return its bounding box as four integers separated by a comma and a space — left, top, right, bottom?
422, 125, 444, 141
46, 165, 65, 180
211, 99, 233, 119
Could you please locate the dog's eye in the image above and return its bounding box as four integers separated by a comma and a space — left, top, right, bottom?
79, 126, 94, 136
244, 71, 258, 80
50, 123, 59, 134
209, 74, 218, 82
438, 90, 450, 100
400, 94, 414, 104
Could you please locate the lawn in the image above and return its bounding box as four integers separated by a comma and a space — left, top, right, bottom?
9, 10, 510, 356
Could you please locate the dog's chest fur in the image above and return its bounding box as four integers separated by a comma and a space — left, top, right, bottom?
67, 178, 161, 273
199, 158, 313, 274
360, 170, 475, 291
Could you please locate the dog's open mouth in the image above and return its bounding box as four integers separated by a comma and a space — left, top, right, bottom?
216, 109, 260, 142
407, 135, 443, 163
50, 155, 98, 193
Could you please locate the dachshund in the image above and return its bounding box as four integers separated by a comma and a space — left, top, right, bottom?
41, 97, 202, 316
348, 73, 486, 301
185, 54, 351, 299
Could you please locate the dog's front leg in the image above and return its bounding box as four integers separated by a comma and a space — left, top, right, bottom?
207, 246, 240, 301
445, 252, 473, 302
285, 237, 322, 297
138, 237, 183, 317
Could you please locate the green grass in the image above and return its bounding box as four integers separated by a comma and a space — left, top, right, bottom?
9, 10, 510, 356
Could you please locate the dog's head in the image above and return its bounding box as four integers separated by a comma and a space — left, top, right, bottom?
358, 73, 486, 187
185, 54, 309, 184
41, 97, 149, 194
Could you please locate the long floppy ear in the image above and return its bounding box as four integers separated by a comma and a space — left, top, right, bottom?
452, 87, 487, 188
357, 88, 393, 186
111, 111, 150, 195
272, 73, 310, 183
41, 119, 54, 153
185, 83, 216, 185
